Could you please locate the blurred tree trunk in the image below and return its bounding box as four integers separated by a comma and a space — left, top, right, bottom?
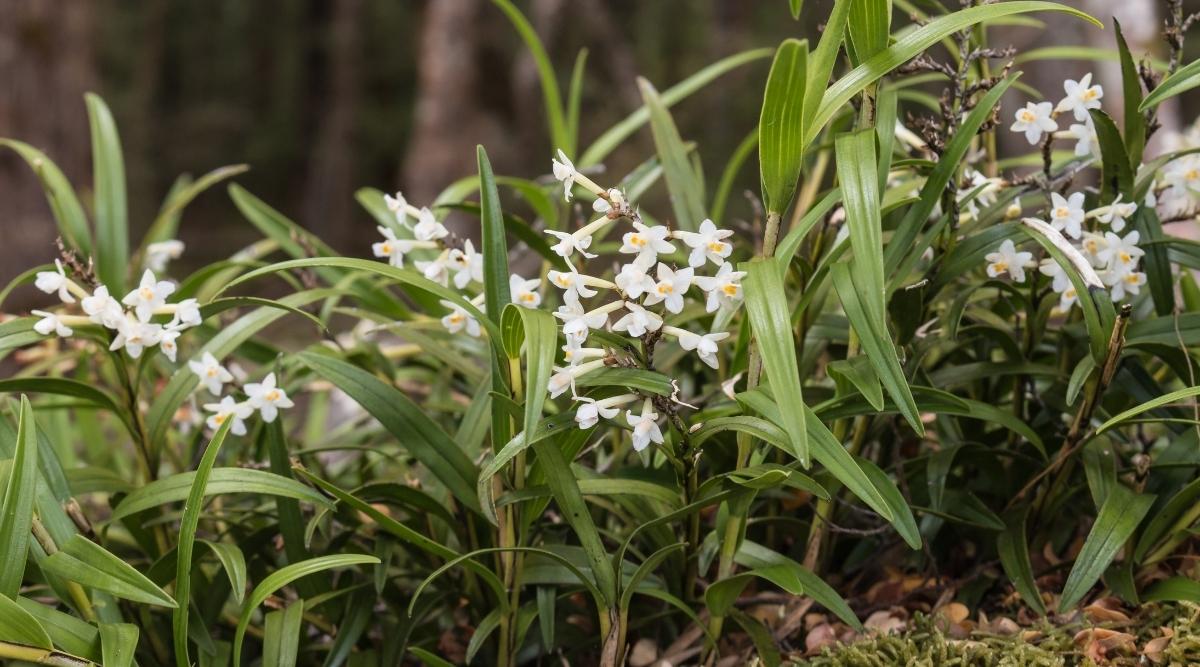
403, 0, 499, 206
302, 0, 363, 251
0, 0, 96, 300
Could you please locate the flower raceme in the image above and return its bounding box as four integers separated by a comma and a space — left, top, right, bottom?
365, 153, 745, 456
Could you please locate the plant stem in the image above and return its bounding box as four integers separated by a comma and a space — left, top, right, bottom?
0, 642, 91, 667
31, 516, 96, 622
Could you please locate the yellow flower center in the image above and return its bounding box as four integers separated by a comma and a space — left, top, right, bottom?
554, 275, 572, 288
657, 283, 674, 295
206, 368, 218, 377
1118, 251, 1132, 264
520, 292, 537, 303
1124, 274, 1140, 284
140, 287, 154, 300
1053, 207, 1069, 219
213, 414, 227, 425
630, 234, 647, 248
991, 261, 1008, 274
266, 389, 281, 402
1081, 89, 1097, 101
1019, 110, 1035, 122
381, 242, 393, 254
448, 313, 464, 325
1187, 169, 1200, 182
721, 284, 739, 296
707, 241, 727, 254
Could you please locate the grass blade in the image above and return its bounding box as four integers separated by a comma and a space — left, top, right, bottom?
262, 602, 304, 667
997, 508, 1047, 616
99, 623, 138, 667
44, 535, 176, 608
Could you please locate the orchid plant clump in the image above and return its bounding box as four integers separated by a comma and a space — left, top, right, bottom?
6, 1, 1200, 666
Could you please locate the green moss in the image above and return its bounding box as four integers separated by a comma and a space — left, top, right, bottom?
793, 603, 1200, 667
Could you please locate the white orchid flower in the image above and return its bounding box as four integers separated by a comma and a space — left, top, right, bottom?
81, 285, 124, 329
663, 325, 729, 370
510, 274, 542, 308
984, 239, 1034, 283
123, 269, 176, 322
674, 219, 734, 268
1048, 192, 1086, 239
693, 262, 745, 313
619, 222, 675, 264
412, 207, 449, 241
31, 310, 73, 337
612, 301, 663, 337
643, 263, 694, 314
547, 358, 607, 399
625, 398, 664, 452
554, 300, 623, 345
439, 300, 481, 337
203, 396, 253, 436
189, 351, 235, 395
244, 372, 295, 423
573, 394, 636, 429
1055, 73, 1103, 122
145, 240, 185, 273
448, 240, 484, 290
35, 259, 78, 304
1010, 101, 1057, 145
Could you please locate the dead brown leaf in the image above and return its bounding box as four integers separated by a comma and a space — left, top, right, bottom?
1074, 628, 1136, 664
1142, 627, 1174, 665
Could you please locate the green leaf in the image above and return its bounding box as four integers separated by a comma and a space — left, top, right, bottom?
804, 0, 852, 138
174, 419, 233, 667
1113, 20, 1146, 166
730, 610, 782, 667
620, 543, 686, 611
836, 130, 886, 323
1058, 485, 1155, 612
44, 535, 176, 607
478, 146, 512, 321
16, 598, 100, 660
491, 0, 568, 152
776, 188, 842, 267
99, 623, 138, 667
1020, 218, 1111, 363
1140, 56, 1200, 111
0, 140, 91, 255
998, 511, 1046, 614
85, 93, 129, 294
855, 456, 920, 549
847, 0, 892, 66
297, 350, 480, 513
0, 592, 52, 649
1143, 577, 1200, 603
233, 555, 379, 667
581, 49, 773, 167
742, 259, 809, 465
0, 396, 37, 598
1090, 109, 1134, 202
110, 468, 332, 522
737, 540, 861, 630
198, 540, 247, 604
1096, 385, 1200, 434
811, 3, 1099, 141
830, 262, 922, 434
789, 0, 802, 19
712, 130, 758, 224
638, 77, 705, 231
884, 75, 1018, 276
262, 602, 304, 667
758, 38, 809, 215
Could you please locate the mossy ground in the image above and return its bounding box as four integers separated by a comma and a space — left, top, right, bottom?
792, 603, 1200, 666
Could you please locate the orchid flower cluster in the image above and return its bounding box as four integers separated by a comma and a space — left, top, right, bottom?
370, 192, 541, 337
188, 352, 294, 436
980, 73, 1159, 311
31, 247, 200, 361
368, 150, 746, 453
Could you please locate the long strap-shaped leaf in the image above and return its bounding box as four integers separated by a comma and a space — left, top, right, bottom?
86, 93, 129, 294
638, 78, 705, 232
0, 396, 37, 598
830, 262, 922, 433
809, 2, 1099, 145
742, 259, 809, 465
759, 38, 808, 216
173, 419, 232, 667
297, 350, 481, 513
233, 555, 380, 667
1058, 484, 1154, 612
